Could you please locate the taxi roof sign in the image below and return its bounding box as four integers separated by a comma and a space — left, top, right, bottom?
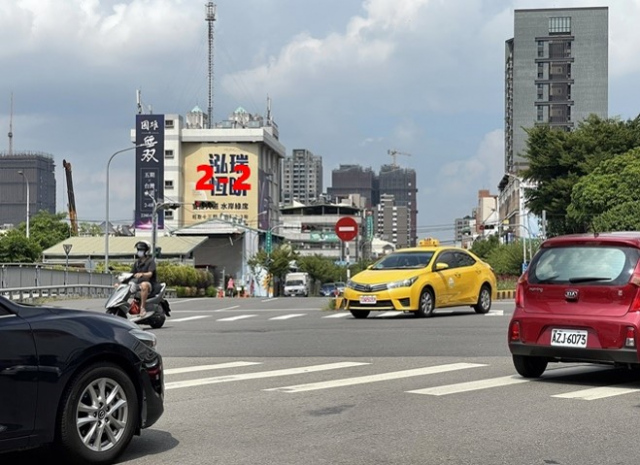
418, 238, 440, 247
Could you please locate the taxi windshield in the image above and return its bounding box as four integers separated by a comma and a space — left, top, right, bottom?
372, 252, 434, 270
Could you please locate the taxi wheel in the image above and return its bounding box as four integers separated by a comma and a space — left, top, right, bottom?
350, 310, 370, 319
416, 289, 435, 318
473, 285, 492, 314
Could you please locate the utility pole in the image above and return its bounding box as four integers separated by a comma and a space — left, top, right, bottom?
205, 2, 217, 128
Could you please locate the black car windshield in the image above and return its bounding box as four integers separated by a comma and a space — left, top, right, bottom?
287, 280, 304, 286
372, 252, 434, 270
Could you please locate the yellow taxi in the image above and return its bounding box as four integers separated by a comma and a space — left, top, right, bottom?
343, 238, 498, 318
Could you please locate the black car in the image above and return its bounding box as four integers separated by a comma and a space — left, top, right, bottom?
0, 295, 164, 464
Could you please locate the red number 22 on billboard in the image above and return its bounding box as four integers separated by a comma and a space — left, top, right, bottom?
195, 165, 251, 191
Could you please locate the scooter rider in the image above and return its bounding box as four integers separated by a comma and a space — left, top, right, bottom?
131, 240, 159, 318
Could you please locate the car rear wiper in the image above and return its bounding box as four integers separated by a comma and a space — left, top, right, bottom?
568, 276, 611, 283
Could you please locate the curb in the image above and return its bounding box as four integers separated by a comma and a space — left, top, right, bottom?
496, 290, 515, 300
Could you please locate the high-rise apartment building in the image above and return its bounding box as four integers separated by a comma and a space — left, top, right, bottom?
281, 149, 323, 205
501, 7, 608, 234
378, 164, 417, 246
373, 194, 411, 249
329, 163, 418, 247
0, 152, 56, 228
327, 165, 377, 208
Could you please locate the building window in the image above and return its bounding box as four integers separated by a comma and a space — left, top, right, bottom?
165, 149, 174, 159
165, 120, 175, 129
165, 180, 174, 190
537, 40, 544, 58
165, 210, 174, 219
549, 17, 571, 34
537, 63, 544, 79
537, 84, 544, 100
537, 105, 544, 122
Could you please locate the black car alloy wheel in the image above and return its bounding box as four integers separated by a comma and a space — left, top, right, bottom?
58, 362, 139, 464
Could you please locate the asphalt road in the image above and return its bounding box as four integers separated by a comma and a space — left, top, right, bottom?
10, 296, 640, 465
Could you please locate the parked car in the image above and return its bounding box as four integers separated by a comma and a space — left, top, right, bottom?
320, 283, 338, 297
343, 238, 497, 318
0, 295, 164, 464
334, 282, 346, 295
508, 231, 640, 378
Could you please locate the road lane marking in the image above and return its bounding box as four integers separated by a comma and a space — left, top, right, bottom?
552, 383, 640, 400
408, 366, 610, 396
322, 313, 351, 318
485, 310, 504, 316
264, 363, 487, 393
166, 362, 369, 390
374, 311, 404, 318
213, 306, 240, 312
407, 375, 529, 395
261, 298, 279, 302
216, 315, 257, 322
169, 315, 211, 323
269, 314, 306, 320
165, 361, 261, 375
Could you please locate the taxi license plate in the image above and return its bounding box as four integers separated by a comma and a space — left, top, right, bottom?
359, 295, 377, 304
551, 329, 587, 348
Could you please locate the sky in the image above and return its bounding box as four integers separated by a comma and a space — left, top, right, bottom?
2, 0, 640, 242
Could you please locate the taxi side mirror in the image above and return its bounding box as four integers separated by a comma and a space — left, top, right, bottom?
435, 262, 449, 271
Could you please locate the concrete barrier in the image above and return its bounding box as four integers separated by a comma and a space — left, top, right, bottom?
496, 290, 516, 300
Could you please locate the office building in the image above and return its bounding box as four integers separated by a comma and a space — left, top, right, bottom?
281, 149, 323, 205
0, 151, 56, 228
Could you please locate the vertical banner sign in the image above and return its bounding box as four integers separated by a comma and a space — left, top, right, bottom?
135, 114, 165, 230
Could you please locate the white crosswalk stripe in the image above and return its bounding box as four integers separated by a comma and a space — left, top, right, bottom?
166, 361, 369, 390
165, 361, 261, 375
407, 375, 529, 396
552, 383, 640, 400
216, 315, 257, 322
269, 314, 306, 320
264, 363, 487, 393
374, 311, 404, 318
170, 315, 211, 323
322, 313, 351, 318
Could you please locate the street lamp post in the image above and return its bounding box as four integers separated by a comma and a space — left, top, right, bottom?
17, 170, 29, 238
146, 193, 179, 258
104, 144, 145, 271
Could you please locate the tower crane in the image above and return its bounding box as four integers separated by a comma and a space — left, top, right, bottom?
387, 149, 412, 167
63, 159, 79, 236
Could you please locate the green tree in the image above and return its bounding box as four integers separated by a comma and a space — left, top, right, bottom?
522, 115, 640, 236
567, 148, 640, 231
470, 234, 500, 260
17, 211, 71, 250
247, 244, 298, 296
0, 230, 42, 263
79, 222, 104, 236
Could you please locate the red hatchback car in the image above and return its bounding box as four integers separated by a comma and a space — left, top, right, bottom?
508, 232, 640, 378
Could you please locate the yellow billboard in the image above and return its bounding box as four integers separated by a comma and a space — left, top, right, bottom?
182, 143, 260, 226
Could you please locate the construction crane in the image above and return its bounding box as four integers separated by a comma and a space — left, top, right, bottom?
387, 149, 412, 167
63, 159, 79, 236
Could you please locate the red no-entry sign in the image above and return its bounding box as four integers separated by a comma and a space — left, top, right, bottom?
335, 216, 358, 242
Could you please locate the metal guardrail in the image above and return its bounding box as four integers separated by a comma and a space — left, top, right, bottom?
0, 284, 114, 302
0, 284, 178, 303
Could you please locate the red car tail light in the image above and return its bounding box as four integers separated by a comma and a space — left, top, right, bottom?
515, 272, 527, 308
509, 321, 521, 342
625, 327, 636, 348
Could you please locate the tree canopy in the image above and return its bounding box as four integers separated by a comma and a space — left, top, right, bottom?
522, 115, 640, 236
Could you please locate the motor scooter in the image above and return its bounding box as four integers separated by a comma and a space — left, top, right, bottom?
105, 272, 171, 329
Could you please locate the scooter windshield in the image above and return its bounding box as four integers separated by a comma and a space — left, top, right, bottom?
106, 285, 131, 308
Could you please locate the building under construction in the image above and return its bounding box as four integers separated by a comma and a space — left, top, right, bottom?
0, 151, 56, 229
